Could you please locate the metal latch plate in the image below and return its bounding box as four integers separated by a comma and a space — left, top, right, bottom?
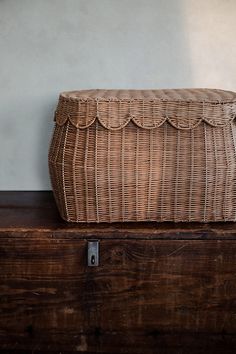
87, 240, 99, 266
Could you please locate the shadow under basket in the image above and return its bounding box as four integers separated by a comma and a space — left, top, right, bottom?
48, 88, 236, 222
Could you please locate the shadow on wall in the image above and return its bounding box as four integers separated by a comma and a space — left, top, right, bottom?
37, 98, 56, 191
0, 94, 57, 190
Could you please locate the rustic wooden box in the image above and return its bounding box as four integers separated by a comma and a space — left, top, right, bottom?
1, 192, 236, 353
49, 88, 236, 223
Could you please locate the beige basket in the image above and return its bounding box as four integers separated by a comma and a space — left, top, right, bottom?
48, 89, 236, 222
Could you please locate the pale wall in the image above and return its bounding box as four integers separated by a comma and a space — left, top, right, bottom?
0, 0, 235, 190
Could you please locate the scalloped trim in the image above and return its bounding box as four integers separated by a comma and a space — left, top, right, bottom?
54, 112, 236, 130
54, 98, 236, 130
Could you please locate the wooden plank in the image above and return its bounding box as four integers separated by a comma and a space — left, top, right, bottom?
1, 236, 236, 352
0, 191, 236, 239
1, 333, 236, 354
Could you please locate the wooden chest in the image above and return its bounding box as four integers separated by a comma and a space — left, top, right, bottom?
1, 191, 236, 353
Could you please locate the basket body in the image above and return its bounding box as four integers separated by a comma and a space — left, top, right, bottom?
49, 89, 236, 222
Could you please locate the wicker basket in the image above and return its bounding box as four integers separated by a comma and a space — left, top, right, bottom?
48, 89, 236, 222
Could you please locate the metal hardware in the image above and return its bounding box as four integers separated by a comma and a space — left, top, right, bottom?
87, 240, 99, 266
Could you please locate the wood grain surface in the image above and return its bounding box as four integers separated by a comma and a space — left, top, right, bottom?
1, 192, 236, 353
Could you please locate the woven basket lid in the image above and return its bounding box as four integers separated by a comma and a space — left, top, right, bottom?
54, 88, 236, 130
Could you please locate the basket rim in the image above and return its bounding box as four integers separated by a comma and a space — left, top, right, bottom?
60, 88, 236, 104
55, 88, 236, 130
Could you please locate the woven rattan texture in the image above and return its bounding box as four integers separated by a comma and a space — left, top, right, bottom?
49, 89, 236, 222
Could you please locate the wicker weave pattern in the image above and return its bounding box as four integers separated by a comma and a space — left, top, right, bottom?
49, 89, 236, 222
